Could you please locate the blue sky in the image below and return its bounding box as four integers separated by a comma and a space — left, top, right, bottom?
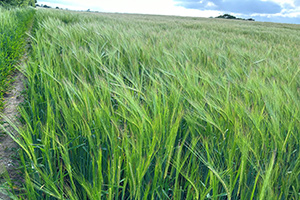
37, 0, 300, 24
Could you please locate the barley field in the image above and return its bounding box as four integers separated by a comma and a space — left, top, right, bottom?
1, 8, 300, 199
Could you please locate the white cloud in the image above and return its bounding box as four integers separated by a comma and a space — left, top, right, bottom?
38, 0, 221, 17
206, 2, 217, 8
37, 0, 300, 23
88, 0, 220, 17
251, 0, 300, 19
264, 0, 295, 8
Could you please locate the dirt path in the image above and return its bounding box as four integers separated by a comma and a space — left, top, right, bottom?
0, 72, 25, 199
0, 31, 31, 199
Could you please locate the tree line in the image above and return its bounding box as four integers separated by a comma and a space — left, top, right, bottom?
216, 14, 255, 21
0, 0, 36, 7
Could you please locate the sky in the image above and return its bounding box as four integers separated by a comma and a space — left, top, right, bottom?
37, 0, 300, 24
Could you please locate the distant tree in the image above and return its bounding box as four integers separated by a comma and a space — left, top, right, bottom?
216, 14, 237, 19
216, 14, 255, 21
56, 6, 59, 9
43, 4, 51, 8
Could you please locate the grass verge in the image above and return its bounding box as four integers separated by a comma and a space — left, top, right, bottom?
0, 7, 35, 110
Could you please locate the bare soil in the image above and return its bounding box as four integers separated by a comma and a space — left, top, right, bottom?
0, 31, 31, 199
0, 72, 25, 199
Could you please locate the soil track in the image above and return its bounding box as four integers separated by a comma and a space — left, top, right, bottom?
0, 72, 25, 199
0, 72, 24, 199
0, 32, 30, 199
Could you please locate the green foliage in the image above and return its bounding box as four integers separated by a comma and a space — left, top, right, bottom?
0, 7, 35, 110
3, 9, 300, 199
0, 0, 36, 7
216, 14, 255, 21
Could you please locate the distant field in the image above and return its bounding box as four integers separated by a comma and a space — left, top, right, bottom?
4, 8, 300, 199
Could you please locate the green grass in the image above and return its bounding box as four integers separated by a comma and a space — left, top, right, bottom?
2, 9, 300, 199
0, 7, 35, 110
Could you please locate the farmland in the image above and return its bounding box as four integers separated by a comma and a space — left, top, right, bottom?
1, 7, 300, 200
